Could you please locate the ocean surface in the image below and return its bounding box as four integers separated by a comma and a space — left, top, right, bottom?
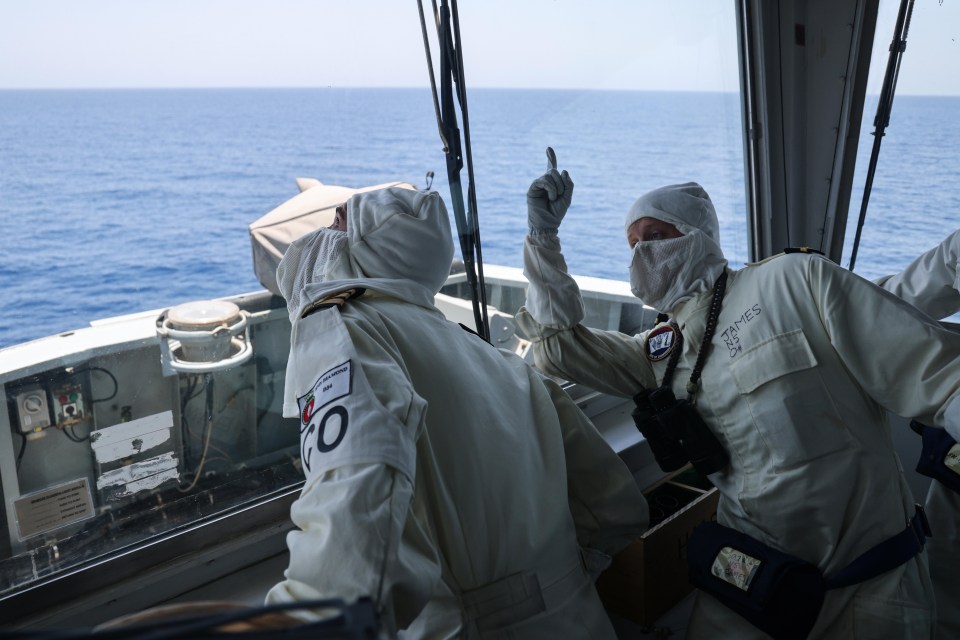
2, 88, 959, 349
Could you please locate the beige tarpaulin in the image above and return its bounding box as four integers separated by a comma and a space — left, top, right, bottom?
248, 178, 414, 295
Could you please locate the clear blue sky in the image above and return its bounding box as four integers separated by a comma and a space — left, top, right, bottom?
0, 0, 957, 95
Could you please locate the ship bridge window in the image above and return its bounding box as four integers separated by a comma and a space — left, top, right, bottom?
0, 0, 747, 626
842, 0, 960, 317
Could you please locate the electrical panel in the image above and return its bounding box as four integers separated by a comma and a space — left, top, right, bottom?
51, 382, 86, 425
14, 387, 51, 436
0, 300, 305, 628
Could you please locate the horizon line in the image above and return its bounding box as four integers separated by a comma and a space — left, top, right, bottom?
0, 85, 957, 98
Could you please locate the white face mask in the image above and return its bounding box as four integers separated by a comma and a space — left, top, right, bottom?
629, 233, 704, 311
277, 228, 349, 321
310, 228, 349, 283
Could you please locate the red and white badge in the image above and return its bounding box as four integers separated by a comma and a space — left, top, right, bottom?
645, 324, 679, 361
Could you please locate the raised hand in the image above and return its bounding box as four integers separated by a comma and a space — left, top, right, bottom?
526, 147, 574, 233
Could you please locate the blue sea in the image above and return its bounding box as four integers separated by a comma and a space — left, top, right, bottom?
2, 88, 959, 349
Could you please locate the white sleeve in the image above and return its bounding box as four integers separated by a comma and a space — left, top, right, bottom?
522, 232, 585, 329
268, 309, 438, 630
810, 257, 960, 438
266, 464, 417, 630
874, 228, 960, 320
516, 232, 657, 396
540, 373, 648, 575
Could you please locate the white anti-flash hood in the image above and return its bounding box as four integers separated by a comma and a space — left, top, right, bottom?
276, 187, 454, 320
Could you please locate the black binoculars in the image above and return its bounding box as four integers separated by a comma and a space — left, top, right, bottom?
632, 386, 729, 476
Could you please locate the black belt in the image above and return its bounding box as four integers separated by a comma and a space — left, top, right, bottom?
825, 504, 931, 589
687, 504, 932, 640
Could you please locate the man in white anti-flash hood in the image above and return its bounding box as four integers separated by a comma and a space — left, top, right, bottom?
265, 186, 648, 639
515, 151, 960, 639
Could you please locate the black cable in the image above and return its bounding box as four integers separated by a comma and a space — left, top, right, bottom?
222, 384, 254, 409
179, 373, 205, 466
69, 366, 119, 404
63, 424, 90, 443
185, 375, 205, 404
254, 356, 275, 427
180, 375, 195, 461
15, 432, 27, 471
88, 367, 118, 404
178, 374, 216, 492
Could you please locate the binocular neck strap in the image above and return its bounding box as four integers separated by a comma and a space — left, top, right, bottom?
659, 270, 729, 399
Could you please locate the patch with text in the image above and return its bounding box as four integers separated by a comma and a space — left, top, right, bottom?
297, 360, 353, 473
645, 324, 679, 361
711, 546, 763, 591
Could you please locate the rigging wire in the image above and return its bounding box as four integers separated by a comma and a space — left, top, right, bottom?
417, 0, 490, 341
448, 0, 488, 328
848, 0, 915, 272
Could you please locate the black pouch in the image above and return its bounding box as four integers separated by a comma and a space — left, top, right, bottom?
913, 421, 960, 495
687, 521, 825, 640
631, 389, 689, 472
650, 388, 729, 476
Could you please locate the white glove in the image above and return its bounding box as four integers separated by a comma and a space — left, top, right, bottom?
527, 147, 574, 234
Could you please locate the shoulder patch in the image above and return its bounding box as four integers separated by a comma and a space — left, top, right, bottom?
645, 324, 679, 361
297, 360, 354, 473
301, 287, 367, 319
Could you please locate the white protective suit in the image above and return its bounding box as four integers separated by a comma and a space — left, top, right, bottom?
875, 228, 960, 640
266, 187, 648, 639
515, 180, 960, 639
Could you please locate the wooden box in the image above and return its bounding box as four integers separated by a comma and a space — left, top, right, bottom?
596, 467, 719, 626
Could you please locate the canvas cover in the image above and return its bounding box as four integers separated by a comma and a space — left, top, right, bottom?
248, 178, 415, 296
